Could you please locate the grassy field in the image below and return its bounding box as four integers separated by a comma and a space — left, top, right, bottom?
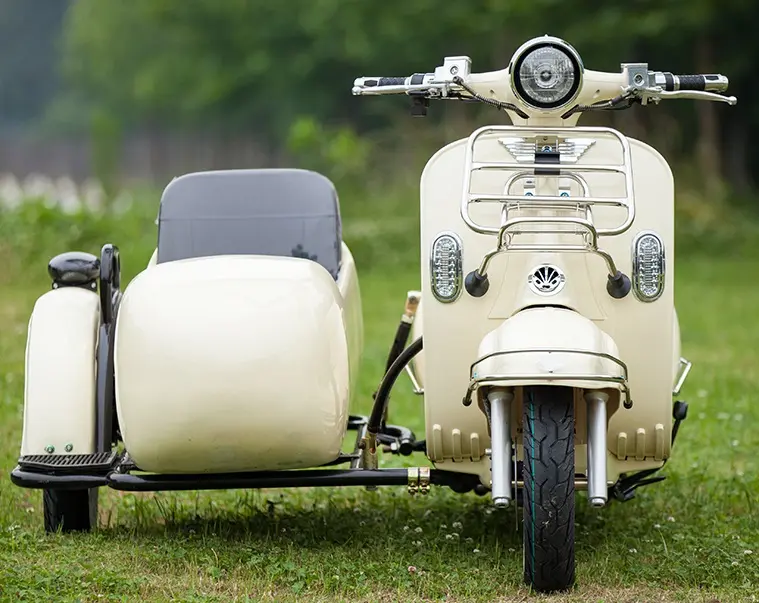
0, 196, 757, 602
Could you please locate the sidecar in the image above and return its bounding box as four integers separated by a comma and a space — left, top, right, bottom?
14, 167, 470, 533
13, 169, 379, 529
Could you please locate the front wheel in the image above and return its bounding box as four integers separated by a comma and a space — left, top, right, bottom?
43, 488, 98, 533
522, 385, 575, 592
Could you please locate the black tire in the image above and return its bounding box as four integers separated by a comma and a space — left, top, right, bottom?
522, 385, 575, 592
43, 488, 98, 533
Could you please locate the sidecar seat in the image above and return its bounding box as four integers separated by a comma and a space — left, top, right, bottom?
156, 168, 342, 279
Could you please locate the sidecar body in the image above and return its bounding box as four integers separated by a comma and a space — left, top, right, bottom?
18, 169, 364, 479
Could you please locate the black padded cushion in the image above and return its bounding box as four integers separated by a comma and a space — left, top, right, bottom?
156, 169, 342, 279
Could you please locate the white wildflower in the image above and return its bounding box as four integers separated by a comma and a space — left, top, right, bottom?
408, 565, 417, 574
654, 524, 661, 529
452, 521, 463, 530
473, 548, 481, 554
629, 548, 637, 553
667, 516, 676, 522
466, 537, 474, 543
414, 527, 423, 533
451, 533, 459, 539
445, 534, 454, 541
403, 525, 409, 532
731, 440, 740, 447
732, 561, 740, 567
440, 524, 447, 530
744, 550, 753, 555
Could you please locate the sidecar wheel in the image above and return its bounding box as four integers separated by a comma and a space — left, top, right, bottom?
43, 488, 98, 533
522, 385, 575, 593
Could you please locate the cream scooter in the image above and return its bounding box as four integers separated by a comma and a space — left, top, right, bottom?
13, 35, 734, 595
352, 35, 735, 592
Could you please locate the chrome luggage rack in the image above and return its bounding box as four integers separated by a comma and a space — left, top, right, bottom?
460, 125, 636, 291
462, 348, 633, 410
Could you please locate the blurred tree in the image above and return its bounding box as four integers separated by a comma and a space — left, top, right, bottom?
62, 0, 759, 190
0, 0, 70, 126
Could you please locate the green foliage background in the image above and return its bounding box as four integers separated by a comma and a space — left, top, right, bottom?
2, 0, 758, 203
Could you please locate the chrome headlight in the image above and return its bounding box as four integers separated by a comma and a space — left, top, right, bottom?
510, 37, 583, 110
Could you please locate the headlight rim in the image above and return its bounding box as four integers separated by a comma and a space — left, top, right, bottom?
510, 37, 584, 111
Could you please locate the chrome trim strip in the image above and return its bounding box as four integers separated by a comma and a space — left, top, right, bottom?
672, 357, 692, 396
465, 348, 632, 408
404, 364, 424, 395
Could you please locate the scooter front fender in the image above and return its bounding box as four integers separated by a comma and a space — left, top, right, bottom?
472, 307, 625, 405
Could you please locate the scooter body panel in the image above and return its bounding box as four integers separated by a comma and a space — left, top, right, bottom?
418, 130, 676, 483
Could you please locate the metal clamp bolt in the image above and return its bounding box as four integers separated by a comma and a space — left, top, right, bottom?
407, 467, 431, 496
408, 468, 419, 495
419, 467, 431, 495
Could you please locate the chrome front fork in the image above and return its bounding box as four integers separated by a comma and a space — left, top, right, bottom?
487, 387, 609, 508
488, 388, 513, 507
585, 390, 609, 507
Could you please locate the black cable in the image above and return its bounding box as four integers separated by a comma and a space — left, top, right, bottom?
368, 337, 423, 435
561, 94, 635, 119
452, 76, 530, 118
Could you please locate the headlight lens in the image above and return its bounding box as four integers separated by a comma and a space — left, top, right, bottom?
512, 40, 582, 109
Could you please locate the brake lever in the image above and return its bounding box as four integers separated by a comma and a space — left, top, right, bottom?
638, 88, 737, 106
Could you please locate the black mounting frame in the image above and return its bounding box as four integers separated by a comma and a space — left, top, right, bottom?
11, 413, 481, 495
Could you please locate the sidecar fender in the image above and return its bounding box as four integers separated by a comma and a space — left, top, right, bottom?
474, 307, 624, 401
21, 287, 100, 456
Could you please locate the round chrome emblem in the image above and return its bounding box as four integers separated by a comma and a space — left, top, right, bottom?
528, 264, 566, 296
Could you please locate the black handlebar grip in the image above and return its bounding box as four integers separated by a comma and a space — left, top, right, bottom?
662, 73, 728, 92
676, 75, 707, 91
363, 77, 407, 87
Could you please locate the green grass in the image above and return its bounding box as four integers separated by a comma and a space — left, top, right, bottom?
0, 197, 758, 602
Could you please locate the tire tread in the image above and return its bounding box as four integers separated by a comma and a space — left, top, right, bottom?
522, 385, 575, 592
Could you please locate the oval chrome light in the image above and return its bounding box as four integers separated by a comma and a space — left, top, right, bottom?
509, 36, 583, 111
632, 231, 665, 301
430, 232, 463, 303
